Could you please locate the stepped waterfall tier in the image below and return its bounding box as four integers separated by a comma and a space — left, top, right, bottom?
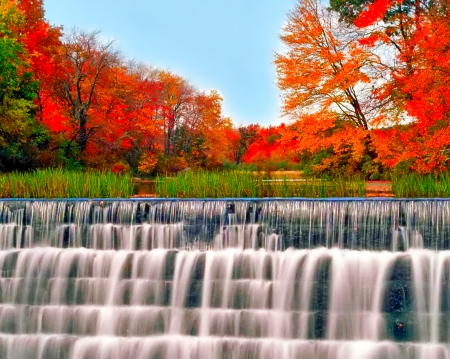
1, 199, 450, 358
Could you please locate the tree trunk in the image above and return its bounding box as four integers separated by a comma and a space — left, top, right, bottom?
78, 111, 88, 153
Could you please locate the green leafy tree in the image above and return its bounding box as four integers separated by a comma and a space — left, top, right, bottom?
0, 1, 49, 171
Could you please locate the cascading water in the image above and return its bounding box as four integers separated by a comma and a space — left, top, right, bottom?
1, 199, 450, 358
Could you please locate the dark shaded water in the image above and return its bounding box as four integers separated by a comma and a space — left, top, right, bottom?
0, 199, 450, 358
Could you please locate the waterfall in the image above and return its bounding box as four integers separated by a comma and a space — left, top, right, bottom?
1, 199, 450, 358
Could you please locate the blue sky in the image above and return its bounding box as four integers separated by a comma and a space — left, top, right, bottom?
43, 1, 297, 126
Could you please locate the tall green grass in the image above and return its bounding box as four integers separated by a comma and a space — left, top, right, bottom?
0, 169, 134, 198
155, 170, 366, 198
392, 173, 450, 197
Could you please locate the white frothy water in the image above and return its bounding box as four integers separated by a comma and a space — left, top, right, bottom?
0, 199, 450, 358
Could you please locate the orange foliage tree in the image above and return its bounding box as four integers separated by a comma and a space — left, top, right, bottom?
16, 0, 62, 123
41, 30, 165, 171
351, 0, 450, 173
44, 32, 161, 170
278, 115, 375, 175
242, 125, 299, 170
154, 71, 194, 158
232, 124, 262, 165
186, 90, 233, 167
272, 0, 450, 175
169, 89, 234, 169
152, 72, 235, 171
51, 30, 121, 156
85, 63, 164, 171
274, 0, 387, 176
275, 0, 387, 130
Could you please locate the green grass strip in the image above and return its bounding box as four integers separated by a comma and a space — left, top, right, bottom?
392, 173, 450, 198
154, 170, 366, 198
0, 169, 134, 198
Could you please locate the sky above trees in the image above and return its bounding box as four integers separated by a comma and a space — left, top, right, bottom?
43, 0, 297, 126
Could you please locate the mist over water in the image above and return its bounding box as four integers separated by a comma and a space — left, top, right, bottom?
1, 199, 450, 358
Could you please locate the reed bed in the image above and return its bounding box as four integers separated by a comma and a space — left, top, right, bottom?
252, 170, 303, 179
391, 173, 450, 197
0, 169, 134, 198
155, 171, 366, 198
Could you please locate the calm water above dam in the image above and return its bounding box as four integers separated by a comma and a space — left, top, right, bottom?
1, 199, 450, 358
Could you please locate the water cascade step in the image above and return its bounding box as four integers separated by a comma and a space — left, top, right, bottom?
1, 199, 450, 358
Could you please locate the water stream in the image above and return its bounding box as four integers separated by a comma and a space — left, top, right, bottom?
0, 199, 450, 358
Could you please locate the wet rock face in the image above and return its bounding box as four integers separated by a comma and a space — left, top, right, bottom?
0, 199, 450, 358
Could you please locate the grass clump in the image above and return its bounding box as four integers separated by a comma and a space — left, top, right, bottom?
0, 169, 134, 198
392, 173, 450, 197
155, 170, 366, 198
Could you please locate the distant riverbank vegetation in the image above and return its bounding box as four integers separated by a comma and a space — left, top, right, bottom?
1, 0, 450, 186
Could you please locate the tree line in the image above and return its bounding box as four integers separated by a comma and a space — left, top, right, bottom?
1, 0, 449, 177
0, 0, 241, 173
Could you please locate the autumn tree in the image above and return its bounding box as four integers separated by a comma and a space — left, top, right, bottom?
114, 63, 164, 172
15, 0, 62, 123
155, 71, 194, 157
275, 0, 387, 129
170, 90, 233, 169
242, 125, 300, 170
52, 30, 120, 157
330, 0, 434, 117
346, 0, 450, 172
221, 127, 241, 165
274, 0, 391, 176
189, 90, 233, 167
0, 0, 51, 171
242, 126, 280, 165
330, 0, 426, 26
233, 124, 261, 164
90, 62, 164, 172
151, 71, 234, 171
